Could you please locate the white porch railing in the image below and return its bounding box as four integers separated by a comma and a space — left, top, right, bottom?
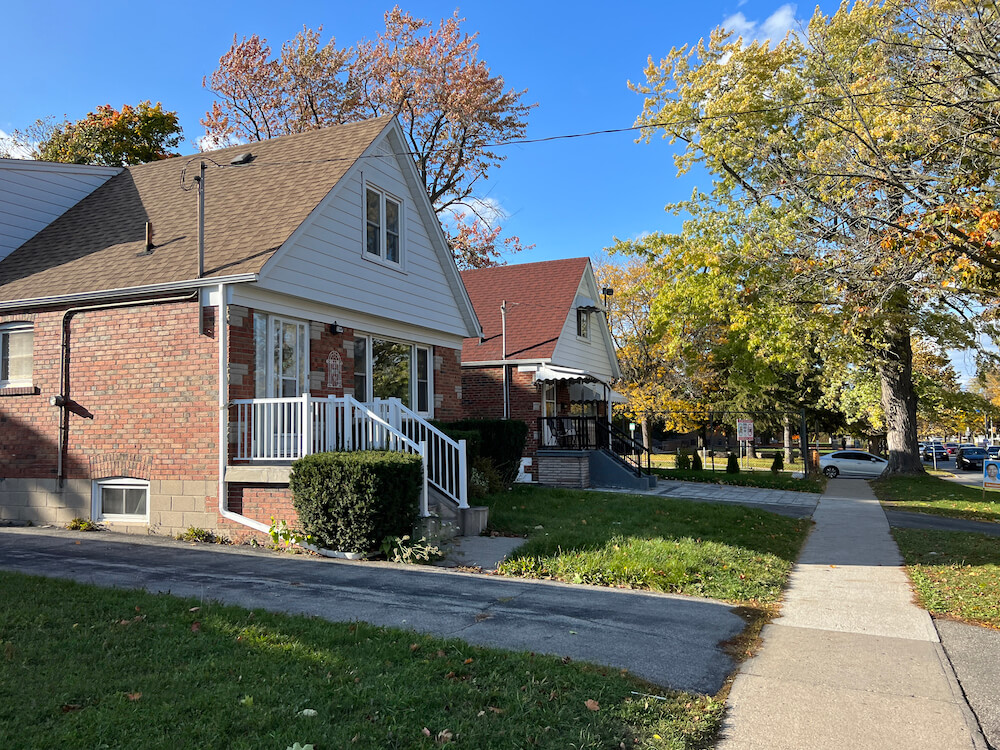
231, 395, 468, 513
369, 398, 469, 509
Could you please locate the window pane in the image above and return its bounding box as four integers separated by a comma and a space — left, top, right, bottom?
366, 189, 381, 255
372, 338, 410, 407
102, 488, 125, 516
416, 348, 429, 413
253, 313, 268, 398
354, 337, 368, 400
385, 199, 400, 263
298, 323, 309, 396
124, 488, 146, 515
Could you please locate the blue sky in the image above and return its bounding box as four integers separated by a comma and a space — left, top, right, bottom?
1, 0, 831, 264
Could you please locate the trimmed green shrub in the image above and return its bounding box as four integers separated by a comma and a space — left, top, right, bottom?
770, 452, 785, 474
438, 419, 528, 486
726, 453, 740, 474
676, 450, 692, 471
289, 451, 422, 554
691, 451, 703, 471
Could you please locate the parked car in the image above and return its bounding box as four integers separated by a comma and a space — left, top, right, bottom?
956, 446, 987, 471
987, 446, 1000, 459
945, 442, 959, 456
819, 450, 889, 478
922, 443, 949, 462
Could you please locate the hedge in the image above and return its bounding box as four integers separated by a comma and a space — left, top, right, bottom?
289, 451, 422, 554
435, 419, 528, 486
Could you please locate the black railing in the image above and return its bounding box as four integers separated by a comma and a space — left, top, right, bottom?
596, 419, 652, 477
538, 417, 652, 477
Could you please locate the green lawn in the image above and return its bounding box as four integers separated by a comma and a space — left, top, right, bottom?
0, 571, 723, 750
650, 467, 825, 494
487, 486, 812, 605
872, 474, 1000, 523
893, 529, 1000, 629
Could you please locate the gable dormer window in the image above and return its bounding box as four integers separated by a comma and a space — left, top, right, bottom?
576, 309, 590, 340
365, 186, 402, 265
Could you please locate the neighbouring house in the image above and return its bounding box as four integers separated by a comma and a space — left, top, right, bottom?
460, 258, 652, 489
0, 116, 487, 543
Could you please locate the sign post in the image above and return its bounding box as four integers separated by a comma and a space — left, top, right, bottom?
984, 460, 1000, 500
737, 420, 754, 471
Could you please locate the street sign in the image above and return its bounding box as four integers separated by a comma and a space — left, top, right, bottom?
737, 419, 754, 442
984, 460, 1000, 490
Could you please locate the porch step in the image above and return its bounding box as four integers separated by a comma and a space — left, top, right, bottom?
427, 485, 489, 539
590, 449, 657, 491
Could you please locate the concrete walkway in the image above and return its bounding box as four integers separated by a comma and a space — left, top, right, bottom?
717, 478, 987, 750
596, 478, 820, 518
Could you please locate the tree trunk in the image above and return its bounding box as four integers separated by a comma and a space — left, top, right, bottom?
875, 325, 924, 475
641, 416, 651, 451
783, 415, 793, 464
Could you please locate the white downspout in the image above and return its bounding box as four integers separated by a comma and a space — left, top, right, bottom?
216, 282, 270, 533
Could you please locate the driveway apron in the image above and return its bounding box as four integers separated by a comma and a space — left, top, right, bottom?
717, 478, 987, 750
0, 527, 745, 695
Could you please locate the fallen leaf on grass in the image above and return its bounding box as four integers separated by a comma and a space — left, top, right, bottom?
190, 622, 201, 633
126, 692, 142, 702
297, 708, 318, 717
585, 699, 600, 712
422, 727, 432, 737
61, 704, 83, 713
436, 729, 454, 743
463, 658, 473, 664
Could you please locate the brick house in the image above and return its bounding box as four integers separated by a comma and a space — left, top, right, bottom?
461, 258, 649, 488
0, 117, 484, 542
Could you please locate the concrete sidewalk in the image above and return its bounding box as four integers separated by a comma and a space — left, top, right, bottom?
717, 478, 988, 750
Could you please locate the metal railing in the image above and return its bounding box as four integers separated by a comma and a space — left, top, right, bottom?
538, 416, 652, 477
231, 394, 470, 514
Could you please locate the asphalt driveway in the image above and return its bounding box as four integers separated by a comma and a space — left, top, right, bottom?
0, 527, 745, 695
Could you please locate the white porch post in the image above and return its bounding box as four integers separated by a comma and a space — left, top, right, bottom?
419, 440, 429, 517
457, 438, 469, 509
300, 393, 312, 457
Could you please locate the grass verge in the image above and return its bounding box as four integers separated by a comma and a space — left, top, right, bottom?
893, 529, 1000, 628
650, 467, 825, 494
487, 486, 811, 606
872, 474, 1000, 523
0, 571, 723, 750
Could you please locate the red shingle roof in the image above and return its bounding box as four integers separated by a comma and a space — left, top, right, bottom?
0, 117, 392, 303
460, 257, 590, 363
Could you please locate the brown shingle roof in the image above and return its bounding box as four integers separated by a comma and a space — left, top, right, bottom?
0, 117, 393, 303
460, 257, 590, 363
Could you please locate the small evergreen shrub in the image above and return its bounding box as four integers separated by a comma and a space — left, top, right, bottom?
289, 451, 422, 554
726, 453, 741, 474
469, 455, 505, 499
770, 452, 785, 474
675, 450, 692, 471
692, 451, 703, 471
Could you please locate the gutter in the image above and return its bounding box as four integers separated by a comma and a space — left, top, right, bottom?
55, 291, 201, 483
0, 274, 258, 313
215, 282, 270, 534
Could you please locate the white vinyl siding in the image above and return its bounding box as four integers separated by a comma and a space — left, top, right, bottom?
551, 276, 617, 382
256, 131, 471, 340
0, 161, 119, 263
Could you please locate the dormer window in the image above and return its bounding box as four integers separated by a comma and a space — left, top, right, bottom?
365, 186, 402, 265
1, 322, 33, 388
576, 309, 590, 340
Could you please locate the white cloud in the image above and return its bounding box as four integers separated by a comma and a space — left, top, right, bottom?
721, 3, 799, 46
445, 197, 507, 228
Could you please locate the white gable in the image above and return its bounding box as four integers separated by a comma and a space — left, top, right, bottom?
254, 122, 479, 342
551, 262, 621, 382
0, 159, 121, 264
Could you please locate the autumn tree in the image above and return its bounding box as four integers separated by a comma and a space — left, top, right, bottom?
202, 9, 534, 267
7, 102, 183, 166
630, 1, 1000, 474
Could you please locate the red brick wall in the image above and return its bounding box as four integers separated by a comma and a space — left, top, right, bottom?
434, 346, 463, 421
0, 299, 217, 481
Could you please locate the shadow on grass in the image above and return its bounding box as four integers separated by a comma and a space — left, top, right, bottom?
873, 475, 1000, 524
487, 486, 811, 604
0, 571, 723, 750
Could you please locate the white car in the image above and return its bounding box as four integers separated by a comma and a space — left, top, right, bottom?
819, 450, 889, 478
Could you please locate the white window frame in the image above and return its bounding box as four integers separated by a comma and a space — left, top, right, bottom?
353, 334, 433, 417
363, 183, 403, 268
253, 313, 310, 399
92, 477, 149, 524
0, 322, 33, 388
